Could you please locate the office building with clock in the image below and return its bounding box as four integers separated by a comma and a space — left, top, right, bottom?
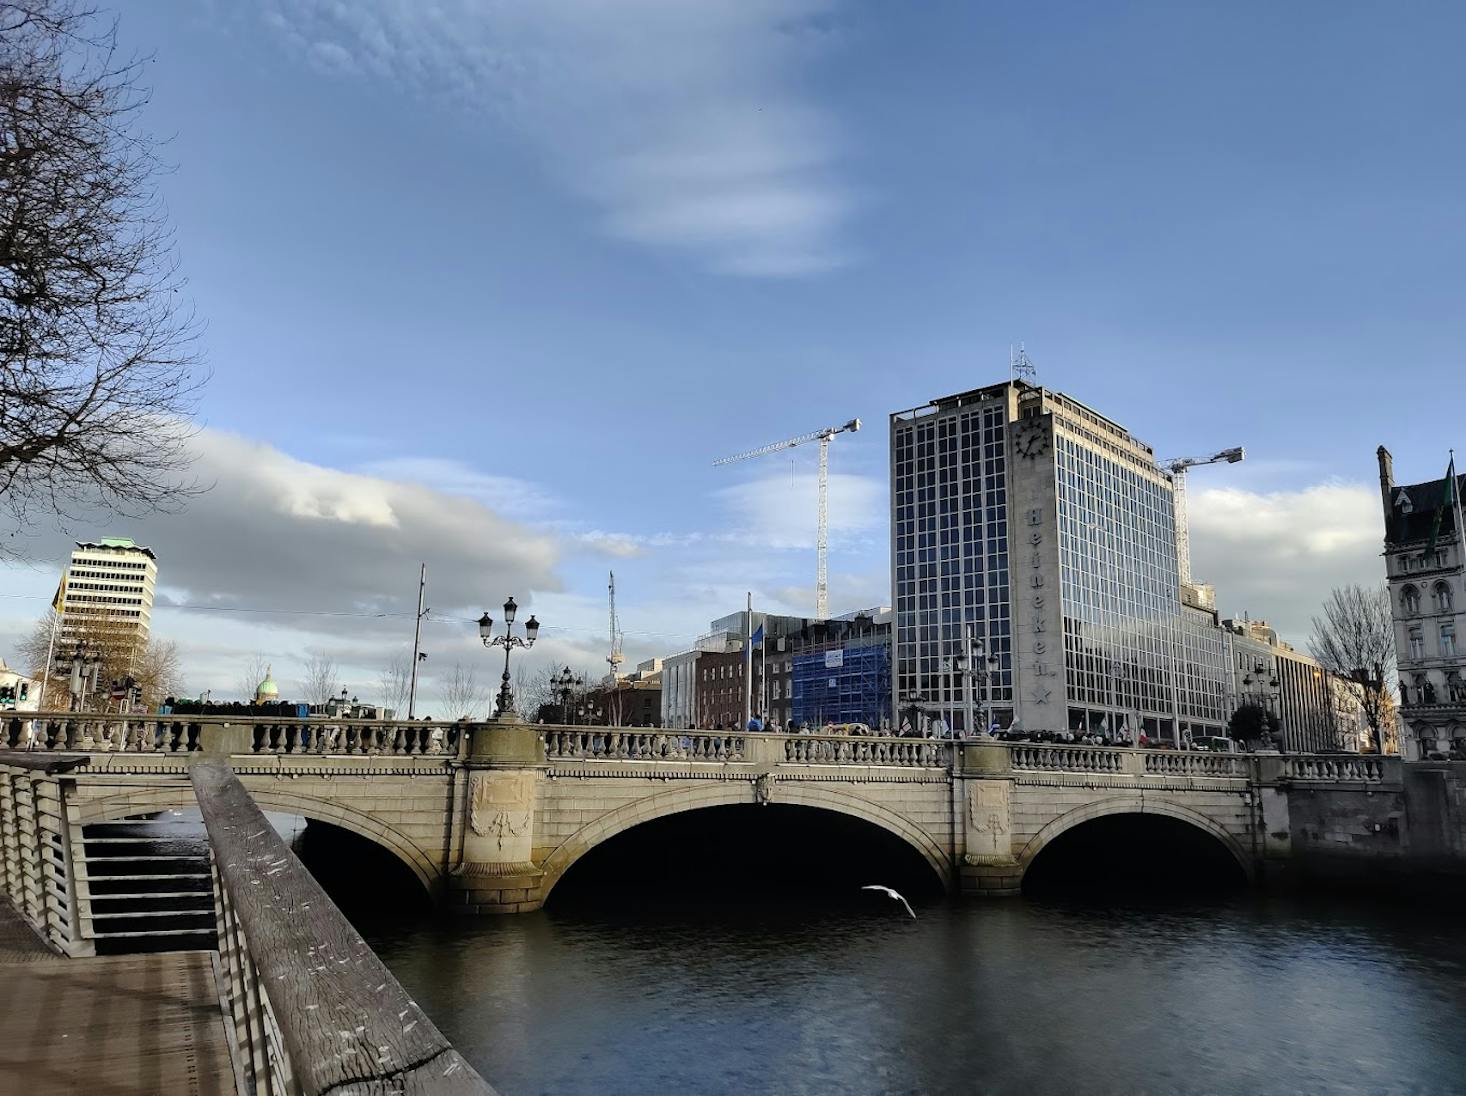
890, 379, 1230, 742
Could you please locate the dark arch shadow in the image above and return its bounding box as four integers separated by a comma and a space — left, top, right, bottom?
284, 815, 434, 917
1022, 813, 1248, 898
549, 803, 946, 914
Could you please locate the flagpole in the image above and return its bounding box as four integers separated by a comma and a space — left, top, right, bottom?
39, 570, 65, 713
760, 631, 768, 724
743, 592, 753, 731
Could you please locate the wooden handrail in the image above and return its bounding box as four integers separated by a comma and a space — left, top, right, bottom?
190, 759, 496, 1095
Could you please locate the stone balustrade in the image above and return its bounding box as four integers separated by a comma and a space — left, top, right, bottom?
1142, 751, 1248, 778
1281, 755, 1388, 783
1009, 744, 1128, 774
2, 713, 459, 756
543, 727, 746, 762
782, 735, 950, 767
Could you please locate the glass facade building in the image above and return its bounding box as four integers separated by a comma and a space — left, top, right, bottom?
891, 381, 1230, 740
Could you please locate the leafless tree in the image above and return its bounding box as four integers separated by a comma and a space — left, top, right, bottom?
20, 607, 180, 708
0, 1, 203, 550
377, 651, 412, 718
438, 662, 489, 720
1310, 584, 1398, 753
237, 652, 271, 703
299, 650, 339, 707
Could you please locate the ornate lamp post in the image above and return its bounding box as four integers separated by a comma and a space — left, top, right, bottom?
552, 665, 585, 724
478, 596, 540, 717
954, 635, 1001, 738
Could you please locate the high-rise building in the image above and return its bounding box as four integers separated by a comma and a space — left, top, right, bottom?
59, 538, 158, 658
890, 380, 1229, 742
1378, 447, 1464, 759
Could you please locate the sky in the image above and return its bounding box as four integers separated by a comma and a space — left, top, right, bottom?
3, 1, 1463, 711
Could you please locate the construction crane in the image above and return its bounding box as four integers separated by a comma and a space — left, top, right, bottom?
606, 571, 625, 683
1163, 446, 1245, 585
714, 418, 861, 619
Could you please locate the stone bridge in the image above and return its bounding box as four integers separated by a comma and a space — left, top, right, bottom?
2, 713, 1412, 930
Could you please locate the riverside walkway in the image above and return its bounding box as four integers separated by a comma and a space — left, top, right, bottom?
0, 897, 237, 1094
0, 752, 496, 1096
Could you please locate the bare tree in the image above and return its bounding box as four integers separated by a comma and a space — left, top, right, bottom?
438, 662, 489, 720
19, 607, 180, 708
237, 652, 270, 703
299, 650, 339, 707
1310, 585, 1398, 754
377, 651, 412, 717
0, 1, 203, 548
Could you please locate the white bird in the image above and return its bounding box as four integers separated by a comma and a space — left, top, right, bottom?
862, 884, 915, 919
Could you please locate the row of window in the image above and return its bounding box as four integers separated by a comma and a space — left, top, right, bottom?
1407, 622, 1457, 661
71, 558, 150, 571
1400, 581, 1455, 615
67, 569, 150, 585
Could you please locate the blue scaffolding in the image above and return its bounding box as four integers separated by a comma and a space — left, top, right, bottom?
790, 638, 890, 728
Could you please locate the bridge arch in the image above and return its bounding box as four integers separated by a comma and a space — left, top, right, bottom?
70, 785, 441, 896
539, 779, 952, 901
1016, 794, 1253, 883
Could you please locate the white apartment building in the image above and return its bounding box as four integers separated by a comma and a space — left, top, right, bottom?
59, 538, 158, 658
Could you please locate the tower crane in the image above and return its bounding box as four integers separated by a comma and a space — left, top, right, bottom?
714, 418, 861, 620
1162, 446, 1245, 586
606, 571, 625, 683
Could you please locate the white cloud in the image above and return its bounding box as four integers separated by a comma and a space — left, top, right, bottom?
715, 470, 885, 549
1188, 481, 1385, 645
0, 429, 564, 700
261, 0, 854, 275
356, 456, 558, 518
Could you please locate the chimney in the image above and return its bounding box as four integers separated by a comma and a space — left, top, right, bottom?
1376, 446, 1395, 535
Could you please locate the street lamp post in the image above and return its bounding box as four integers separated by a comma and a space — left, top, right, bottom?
953, 629, 1001, 738
553, 665, 584, 724
478, 596, 540, 717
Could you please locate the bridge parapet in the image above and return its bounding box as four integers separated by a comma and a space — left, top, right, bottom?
5, 712, 460, 757
1278, 755, 1394, 785
540, 727, 951, 769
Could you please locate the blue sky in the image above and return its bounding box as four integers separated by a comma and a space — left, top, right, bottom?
3, 1, 1463, 706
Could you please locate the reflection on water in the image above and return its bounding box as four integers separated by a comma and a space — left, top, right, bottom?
361, 893, 1466, 1095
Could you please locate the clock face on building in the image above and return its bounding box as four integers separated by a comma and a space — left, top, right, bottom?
1014, 417, 1049, 460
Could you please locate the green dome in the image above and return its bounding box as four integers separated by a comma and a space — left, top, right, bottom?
255, 667, 279, 701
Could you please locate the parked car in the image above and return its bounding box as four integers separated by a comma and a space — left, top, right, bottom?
1190, 736, 1239, 754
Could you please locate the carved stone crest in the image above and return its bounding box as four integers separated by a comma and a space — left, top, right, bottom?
755, 772, 776, 806
469, 771, 534, 851
967, 781, 1012, 859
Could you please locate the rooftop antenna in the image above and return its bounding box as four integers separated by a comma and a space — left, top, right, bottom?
1011, 342, 1037, 385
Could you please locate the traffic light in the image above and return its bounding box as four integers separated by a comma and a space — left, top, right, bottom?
17, 682, 27, 701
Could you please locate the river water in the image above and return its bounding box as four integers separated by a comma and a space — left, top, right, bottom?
361, 892, 1466, 1095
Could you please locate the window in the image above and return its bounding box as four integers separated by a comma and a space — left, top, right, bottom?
1434, 582, 1455, 613
1409, 626, 1425, 660
1402, 585, 1421, 615
1441, 622, 1457, 659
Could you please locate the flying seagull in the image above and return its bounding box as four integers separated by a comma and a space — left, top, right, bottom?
862, 884, 915, 919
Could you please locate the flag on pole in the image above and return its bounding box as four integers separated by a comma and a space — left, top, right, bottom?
1427, 455, 1458, 555
50, 572, 67, 614
748, 624, 765, 649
